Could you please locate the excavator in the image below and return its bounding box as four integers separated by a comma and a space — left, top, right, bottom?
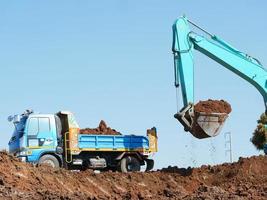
172, 16, 267, 153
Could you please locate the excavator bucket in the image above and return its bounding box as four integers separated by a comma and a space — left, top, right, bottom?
191, 112, 228, 139
174, 103, 230, 139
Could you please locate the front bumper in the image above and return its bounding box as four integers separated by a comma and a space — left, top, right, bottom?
17, 156, 27, 162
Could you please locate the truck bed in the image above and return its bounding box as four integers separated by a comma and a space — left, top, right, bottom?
78, 134, 149, 151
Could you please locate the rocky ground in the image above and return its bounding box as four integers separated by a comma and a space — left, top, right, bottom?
0, 151, 265, 199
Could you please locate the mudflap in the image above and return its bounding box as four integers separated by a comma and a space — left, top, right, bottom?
145, 159, 154, 172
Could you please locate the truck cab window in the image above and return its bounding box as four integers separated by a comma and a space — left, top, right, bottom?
39, 118, 50, 133
28, 117, 50, 135
28, 118, 38, 135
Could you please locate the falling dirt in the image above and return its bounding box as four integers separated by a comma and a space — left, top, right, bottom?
0, 151, 266, 199
195, 99, 232, 114
80, 120, 121, 135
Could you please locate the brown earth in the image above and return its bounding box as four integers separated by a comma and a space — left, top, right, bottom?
80, 120, 121, 135
195, 99, 232, 114
0, 151, 266, 199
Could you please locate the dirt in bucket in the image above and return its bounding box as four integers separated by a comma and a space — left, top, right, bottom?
194, 99, 232, 114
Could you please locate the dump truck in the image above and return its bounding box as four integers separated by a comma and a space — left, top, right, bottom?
8, 110, 157, 172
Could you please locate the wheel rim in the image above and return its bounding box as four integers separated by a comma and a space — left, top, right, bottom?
126, 157, 139, 171
42, 160, 56, 168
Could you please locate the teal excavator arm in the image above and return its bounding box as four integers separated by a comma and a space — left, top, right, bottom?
172, 16, 267, 139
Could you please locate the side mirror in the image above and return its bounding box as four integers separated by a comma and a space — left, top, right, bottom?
7, 115, 14, 122
13, 115, 21, 124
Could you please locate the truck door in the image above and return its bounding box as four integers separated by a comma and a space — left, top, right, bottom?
27, 117, 56, 149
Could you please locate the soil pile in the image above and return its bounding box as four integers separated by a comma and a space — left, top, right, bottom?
80, 120, 121, 135
195, 99, 232, 114
251, 113, 267, 150
0, 151, 266, 199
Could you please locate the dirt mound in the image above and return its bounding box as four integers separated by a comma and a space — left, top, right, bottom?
80, 120, 121, 135
0, 151, 266, 199
195, 99, 232, 114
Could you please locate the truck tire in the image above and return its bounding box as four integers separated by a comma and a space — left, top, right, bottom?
145, 159, 154, 171
119, 156, 140, 172
38, 155, 60, 168
264, 145, 267, 155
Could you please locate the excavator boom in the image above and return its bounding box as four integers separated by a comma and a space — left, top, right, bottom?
172, 16, 267, 139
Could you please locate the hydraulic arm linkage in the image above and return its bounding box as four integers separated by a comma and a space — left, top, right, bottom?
172, 16, 267, 139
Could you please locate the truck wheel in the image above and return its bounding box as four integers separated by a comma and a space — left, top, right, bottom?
264, 144, 267, 155
119, 156, 140, 172
145, 159, 154, 171
38, 155, 60, 168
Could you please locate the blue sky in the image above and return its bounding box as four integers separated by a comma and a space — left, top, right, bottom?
0, 1, 266, 169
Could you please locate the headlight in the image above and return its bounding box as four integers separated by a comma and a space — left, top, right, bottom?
19, 151, 27, 156
17, 150, 32, 156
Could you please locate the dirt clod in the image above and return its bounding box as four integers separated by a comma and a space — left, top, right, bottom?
0, 151, 266, 199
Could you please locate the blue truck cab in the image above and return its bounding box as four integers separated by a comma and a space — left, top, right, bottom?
8, 110, 157, 172
8, 110, 61, 163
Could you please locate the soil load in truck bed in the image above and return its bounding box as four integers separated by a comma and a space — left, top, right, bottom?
0, 151, 266, 199
80, 120, 121, 135
194, 99, 232, 114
